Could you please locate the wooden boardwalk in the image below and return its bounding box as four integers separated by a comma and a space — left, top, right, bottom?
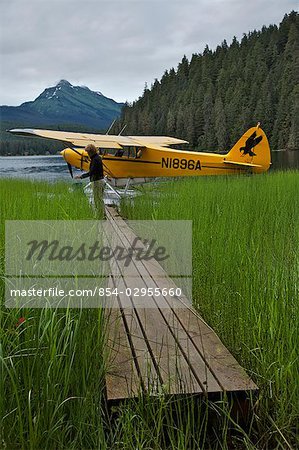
104, 206, 257, 401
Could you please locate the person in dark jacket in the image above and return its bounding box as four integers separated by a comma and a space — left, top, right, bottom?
75, 144, 104, 181
75, 144, 104, 212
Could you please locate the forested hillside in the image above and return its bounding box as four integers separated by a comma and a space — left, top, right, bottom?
116, 12, 299, 152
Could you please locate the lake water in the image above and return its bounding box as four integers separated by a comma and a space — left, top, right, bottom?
0, 155, 78, 181
0, 151, 298, 182
271, 150, 299, 170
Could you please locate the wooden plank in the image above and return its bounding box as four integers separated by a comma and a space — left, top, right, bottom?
174, 309, 258, 391
105, 287, 140, 399
105, 274, 141, 400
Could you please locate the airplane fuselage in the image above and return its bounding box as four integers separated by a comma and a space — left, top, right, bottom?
61, 145, 266, 179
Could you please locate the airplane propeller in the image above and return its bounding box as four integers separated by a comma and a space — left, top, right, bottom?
67, 162, 73, 178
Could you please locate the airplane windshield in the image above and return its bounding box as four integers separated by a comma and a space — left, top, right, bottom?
104, 146, 143, 158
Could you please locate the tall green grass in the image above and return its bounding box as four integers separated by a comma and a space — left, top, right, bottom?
121, 171, 299, 449
0, 180, 108, 449
1, 175, 298, 449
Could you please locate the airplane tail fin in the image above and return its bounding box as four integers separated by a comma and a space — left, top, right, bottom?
224, 124, 271, 173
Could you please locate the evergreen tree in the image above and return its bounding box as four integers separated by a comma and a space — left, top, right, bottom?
288, 85, 299, 149
117, 12, 299, 152
214, 97, 229, 150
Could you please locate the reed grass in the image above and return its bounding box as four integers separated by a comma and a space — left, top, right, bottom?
1, 174, 298, 449
0, 179, 108, 449
121, 171, 299, 449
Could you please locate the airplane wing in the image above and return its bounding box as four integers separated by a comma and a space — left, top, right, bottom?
130, 136, 189, 146
8, 128, 188, 149
9, 128, 126, 149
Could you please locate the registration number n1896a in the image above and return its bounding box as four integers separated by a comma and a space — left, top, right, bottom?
161, 157, 201, 170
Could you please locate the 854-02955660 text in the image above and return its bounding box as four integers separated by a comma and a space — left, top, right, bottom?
9, 286, 183, 298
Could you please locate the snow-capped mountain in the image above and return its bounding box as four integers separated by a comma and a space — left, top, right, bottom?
1, 80, 124, 130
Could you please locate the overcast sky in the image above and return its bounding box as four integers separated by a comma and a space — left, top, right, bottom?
0, 0, 297, 106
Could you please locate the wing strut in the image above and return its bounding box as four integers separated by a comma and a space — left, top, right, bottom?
118, 124, 127, 136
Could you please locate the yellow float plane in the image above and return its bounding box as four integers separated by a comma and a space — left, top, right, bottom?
9, 124, 271, 182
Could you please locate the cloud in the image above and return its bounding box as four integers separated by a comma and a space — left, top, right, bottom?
0, 0, 297, 105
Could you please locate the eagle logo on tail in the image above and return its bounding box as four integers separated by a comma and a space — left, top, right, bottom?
240, 131, 263, 157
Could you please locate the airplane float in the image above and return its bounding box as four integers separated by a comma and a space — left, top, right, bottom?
8, 123, 271, 189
